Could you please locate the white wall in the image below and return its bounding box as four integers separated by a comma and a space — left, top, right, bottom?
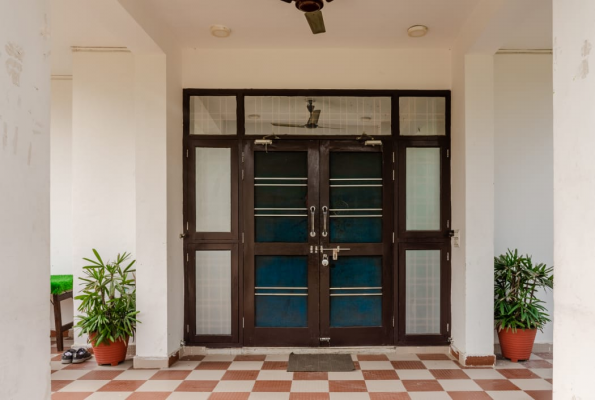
494, 54, 554, 344
0, 0, 51, 398
553, 0, 595, 396
71, 50, 137, 344
183, 49, 451, 89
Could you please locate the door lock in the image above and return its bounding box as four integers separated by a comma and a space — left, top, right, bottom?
321, 254, 329, 267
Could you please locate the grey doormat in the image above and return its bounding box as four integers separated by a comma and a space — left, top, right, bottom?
287, 353, 355, 372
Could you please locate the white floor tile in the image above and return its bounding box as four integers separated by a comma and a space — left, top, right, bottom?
329, 394, 370, 400
486, 391, 533, 400
530, 368, 553, 379
495, 360, 526, 369
265, 354, 290, 361
58, 380, 110, 392
358, 361, 394, 370
365, 380, 406, 392
136, 380, 183, 391
509, 378, 553, 390
328, 370, 364, 380
96, 360, 133, 370
387, 353, 420, 361
408, 392, 451, 400
167, 393, 210, 400
50, 361, 68, 370
256, 370, 294, 380
113, 369, 158, 380
249, 393, 290, 400
202, 354, 235, 362
213, 380, 256, 392
186, 370, 226, 380
395, 370, 434, 380
291, 380, 329, 392
50, 370, 90, 380
166, 361, 200, 370
438, 379, 482, 391
85, 393, 132, 400
462, 368, 506, 379
228, 361, 265, 370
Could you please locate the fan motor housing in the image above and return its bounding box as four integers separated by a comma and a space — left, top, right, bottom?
295, 0, 324, 12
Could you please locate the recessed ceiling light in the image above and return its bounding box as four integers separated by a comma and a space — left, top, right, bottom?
247, 114, 261, 120
210, 25, 231, 38
361, 116, 372, 121
408, 25, 428, 38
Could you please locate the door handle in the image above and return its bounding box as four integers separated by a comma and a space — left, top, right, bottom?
322, 206, 328, 237
310, 206, 316, 238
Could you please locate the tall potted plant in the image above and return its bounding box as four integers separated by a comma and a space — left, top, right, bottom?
75, 250, 140, 366
494, 249, 553, 362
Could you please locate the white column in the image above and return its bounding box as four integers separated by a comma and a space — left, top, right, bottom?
450, 54, 496, 365
71, 50, 136, 345
0, 0, 51, 398
553, 0, 595, 397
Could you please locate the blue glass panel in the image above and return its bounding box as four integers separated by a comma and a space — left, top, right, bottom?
255, 152, 307, 178
330, 296, 382, 327
255, 256, 308, 288
330, 187, 382, 210
330, 217, 382, 243
255, 217, 308, 243
330, 153, 382, 179
330, 256, 382, 288
255, 186, 307, 209
256, 296, 308, 327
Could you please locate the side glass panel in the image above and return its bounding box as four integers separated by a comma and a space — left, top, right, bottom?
330, 256, 382, 327
254, 151, 308, 242
196, 147, 231, 232
255, 256, 308, 327
245, 96, 391, 136
195, 250, 232, 335
190, 96, 237, 135
405, 250, 441, 334
399, 97, 446, 136
330, 152, 383, 243
406, 148, 440, 231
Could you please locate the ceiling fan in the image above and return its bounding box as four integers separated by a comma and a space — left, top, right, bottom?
280, 0, 334, 34
271, 100, 340, 130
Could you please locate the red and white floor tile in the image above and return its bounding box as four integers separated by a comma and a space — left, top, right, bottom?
51, 343, 553, 400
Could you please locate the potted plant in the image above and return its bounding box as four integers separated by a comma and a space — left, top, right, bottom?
494, 249, 553, 362
75, 250, 140, 366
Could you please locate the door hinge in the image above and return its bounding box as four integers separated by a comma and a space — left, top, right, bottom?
447, 323, 450, 332
186, 149, 189, 158
242, 317, 245, 328
186, 221, 189, 231
241, 151, 244, 163
392, 316, 395, 327
392, 151, 395, 163
392, 170, 395, 181
392, 232, 395, 243
242, 170, 244, 180
242, 232, 245, 244
447, 252, 450, 261
447, 149, 450, 158
186, 253, 189, 262
186, 324, 189, 333
446, 220, 450, 229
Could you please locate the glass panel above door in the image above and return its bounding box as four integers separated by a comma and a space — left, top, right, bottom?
399, 97, 446, 136
190, 96, 237, 135
245, 96, 391, 136
196, 147, 231, 232
406, 148, 440, 231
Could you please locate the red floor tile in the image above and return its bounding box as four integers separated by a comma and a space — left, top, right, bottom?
208, 393, 251, 400
391, 361, 426, 370
497, 369, 540, 379
294, 372, 329, 380
51, 393, 92, 400
150, 370, 191, 380
416, 354, 451, 360
369, 394, 412, 400
358, 354, 389, 361
429, 369, 470, 379
328, 380, 367, 392
289, 394, 331, 400
447, 392, 492, 400
126, 393, 171, 400
261, 361, 289, 370
362, 370, 399, 380
78, 370, 123, 380
234, 354, 266, 361
221, 370, 260, 380
51, 380, 73, 392
253, 380, 292, 392
526, 391, 554, 400
97, 380, 145, 392
402, 380, 444, 392
474, 379, 521, 391
195, 362, 232, 370
175, 380, 218, 392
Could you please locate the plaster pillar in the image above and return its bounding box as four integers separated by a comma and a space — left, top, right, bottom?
71, 50, 136, 345
450, 54, 496, 365
553, 0, 595, 397
0, 0, 51, 398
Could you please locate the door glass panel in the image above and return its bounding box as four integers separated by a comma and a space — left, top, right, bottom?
195, 250, 232, 335
330, 256, 382, 327
406, 148, 440, 231
254, 152, 308, 242
330, 152, 383, 243
190, 96, 237, 135
196, 147, 231, 232
399, 97, 446, 136
405, 250, 441, 334
255, 256, 308, 327
245, 96, 391, 136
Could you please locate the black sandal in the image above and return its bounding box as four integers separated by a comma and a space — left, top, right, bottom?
61, 348, 76, 364
73, 348, 92, 364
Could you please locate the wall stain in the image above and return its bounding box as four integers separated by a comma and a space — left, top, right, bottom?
577, 40, 591, 80
5, 42, 24, 86
582, 40, 592, 57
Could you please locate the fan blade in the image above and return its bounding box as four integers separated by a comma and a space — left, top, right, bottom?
305, 10, 326, 34
316, 126, 343, 130
271, 123, 307, 128
280, 0, 292, 3
308, 110, 321, 126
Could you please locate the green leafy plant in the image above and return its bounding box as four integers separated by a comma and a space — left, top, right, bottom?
494, 249, 553, 332
75, 249, 140, 346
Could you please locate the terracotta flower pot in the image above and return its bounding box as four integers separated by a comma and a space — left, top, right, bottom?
90, 333, 129, 366
497, 328, 537, 362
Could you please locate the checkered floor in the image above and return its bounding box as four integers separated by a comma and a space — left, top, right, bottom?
51, 342, 553, 400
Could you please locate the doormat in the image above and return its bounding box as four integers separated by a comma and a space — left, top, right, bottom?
287, 353, 355, 372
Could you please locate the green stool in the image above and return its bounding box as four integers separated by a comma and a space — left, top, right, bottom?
51, 275, 73, 352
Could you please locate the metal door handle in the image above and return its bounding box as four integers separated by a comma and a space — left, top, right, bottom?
322, 206, 328, 237
310, 206, 316, 237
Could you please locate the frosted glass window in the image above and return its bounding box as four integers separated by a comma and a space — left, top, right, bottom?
196, 147, 231, 232
400, 97, 446, 136
195, 250, 232, 335
190, 96, 237, 135
406, 250, 441, 334
245, 96, 391, 136
406, 148, 440, 231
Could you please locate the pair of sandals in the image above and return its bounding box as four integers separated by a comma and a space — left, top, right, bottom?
61, 348, 93, 364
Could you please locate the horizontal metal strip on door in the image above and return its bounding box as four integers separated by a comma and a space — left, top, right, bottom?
255, 177, 308, 180
255, 293, 309, 296
330, 293, 383, 297
330, 184, 383, 188
329, 178, 383, 181
330, 215, 383, 218
255, 287, 309, 290
255, 184, 308, 187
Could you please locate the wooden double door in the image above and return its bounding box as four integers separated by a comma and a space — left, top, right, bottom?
242, 140, 393, 347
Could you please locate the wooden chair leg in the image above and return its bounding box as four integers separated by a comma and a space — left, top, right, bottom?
52, 293, 64, 352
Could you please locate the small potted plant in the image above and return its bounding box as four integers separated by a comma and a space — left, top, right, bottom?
75, 250, 140, 366
494, 249, 553, 362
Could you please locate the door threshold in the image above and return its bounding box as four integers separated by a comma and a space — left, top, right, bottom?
182, 345, 450, 357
